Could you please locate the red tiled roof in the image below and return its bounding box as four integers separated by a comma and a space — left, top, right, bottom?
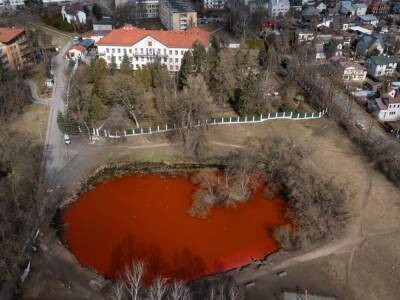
97, 25, 209, 48
69, 44, 86, 53
0, 27, 25, 44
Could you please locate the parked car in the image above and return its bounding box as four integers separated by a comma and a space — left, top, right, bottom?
64, 134, 71, 145
355, 120, 366, 130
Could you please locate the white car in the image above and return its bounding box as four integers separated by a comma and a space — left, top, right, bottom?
64, 134, 71, 145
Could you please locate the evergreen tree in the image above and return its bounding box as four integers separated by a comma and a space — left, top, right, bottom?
57, 110, 80, 135
109, 55, 117, 74
192, 41, 207, 74
258, 41, 268, 68
210, 35, 220, 52
178, 51, 194, 89
0, 60, 5, 82
90, 94, 104, 122
232, 71, 257, 115
120, 53, 131, 74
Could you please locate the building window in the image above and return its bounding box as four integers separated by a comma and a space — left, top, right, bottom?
106, 48, 110, 53
175, 50, 178, 55
169, 50, 172, 55
148, 41, 152, 47
141, 48, 143, 54
129, 49, 132, 54
175, 58, 178, 63
118, 48, 121, 53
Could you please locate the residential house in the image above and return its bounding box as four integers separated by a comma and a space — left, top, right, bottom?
365, 55, 398, 77
0, 26, 31, 70
203, 0, 224, 9
315, 1, 327, 13
368, 89, 400, 121
268, 0, 290, 18
159, 0, 197, 31
367, 0, 390, 16
333, 57, 367, 81
352, 3, 367, 16
0, 0, 25, 10
356, 33, 384, 57
97, 24, 209, 72
330, 15, 352, 31
67, 44, 86, 61
61, 5, 87, 24
340, 1, 355, 16
260, 19, 278, 35
315, 43, 326, 60
296, 29, 314, 42
357, 15, 378, 27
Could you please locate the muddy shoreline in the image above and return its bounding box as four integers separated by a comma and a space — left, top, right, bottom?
59, 161, 221, 210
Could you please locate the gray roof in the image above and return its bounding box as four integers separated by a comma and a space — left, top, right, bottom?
163, 0, 195, 12
283, 292, 336, 300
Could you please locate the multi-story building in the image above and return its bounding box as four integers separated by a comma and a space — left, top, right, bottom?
159, 0, 197, 31
369, 88, 400, 121
97, 24, 209, 72
203, 0, 225, 10
0, 0, 25, 10
268, 0, 290, 18
365, 55, 398, 77
0, 27, 31, 70
115, 0, 159, 18
42, 0, 72, 6
367, 0, 390, 16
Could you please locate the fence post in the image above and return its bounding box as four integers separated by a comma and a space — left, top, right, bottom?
230, 117, 232, 123
123, 130, 126, 136
141, 128, 144, 134
260, 114, 263, 120
290, 112, 293, 119
149, 127, 152, 134
252, 116, 255, 121
268, 113, 271, 119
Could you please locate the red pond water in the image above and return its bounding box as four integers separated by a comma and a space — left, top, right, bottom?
63, 173, 290, 283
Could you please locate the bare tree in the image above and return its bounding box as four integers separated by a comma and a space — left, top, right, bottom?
167, 75, 213, 149
124, 260, 145, 300
169, 280, 191, 300
111, 281, 126, 300
148, 276, 168, 300
107, 73, 145, 128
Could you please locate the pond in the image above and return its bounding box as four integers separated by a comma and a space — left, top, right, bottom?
62, 172, 290, 283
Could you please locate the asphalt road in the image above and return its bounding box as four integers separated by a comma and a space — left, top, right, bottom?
28, 40, 73, 182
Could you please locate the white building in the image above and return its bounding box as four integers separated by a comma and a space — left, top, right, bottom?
42, 0, 72, 5
365, 55, 398, 77
0, 0, 25, 10
97, 24, 209, 72
61, 5, 87, 24
369, 88, 400, 121
268, 0, 290, 17
203, 0, 224, 9
335, 58, 367, 81
115, 0, 159, 18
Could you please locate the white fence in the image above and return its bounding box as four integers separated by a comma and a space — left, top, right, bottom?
91, 109, 327, 139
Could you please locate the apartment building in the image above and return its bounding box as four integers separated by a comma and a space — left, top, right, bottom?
203, 0, 225, 10
0, 0, 25, 10
97, 24, 209, 72
268, 0, 290, 18
336, 59, 367, 81
0, 27, 31, 70
159, 0, 197, 31
114, 0, 159, 19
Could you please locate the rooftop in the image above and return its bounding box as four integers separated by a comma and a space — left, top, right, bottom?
97, 25, 209, 48
370, 55, 397, 65
0, 27, 25, 44
162, 0, 195, 13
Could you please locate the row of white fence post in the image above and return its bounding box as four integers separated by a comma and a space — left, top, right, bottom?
90, 109, 327, 139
